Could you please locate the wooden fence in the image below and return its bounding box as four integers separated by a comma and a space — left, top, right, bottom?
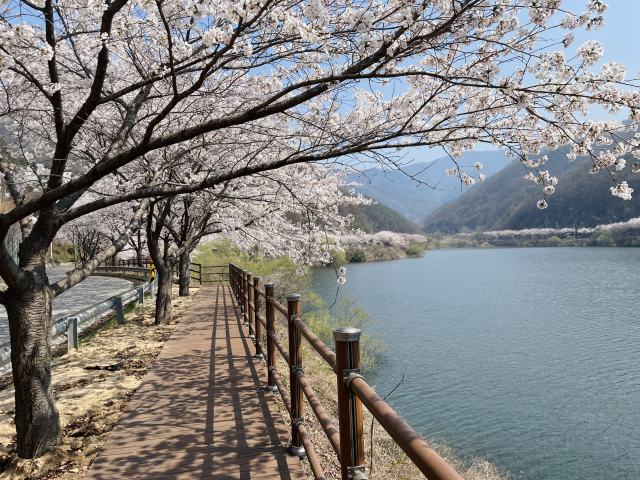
112, 260, 228, 285
117, 258, 152, 268
229, 263, 463, 480
189, 263, 229, 285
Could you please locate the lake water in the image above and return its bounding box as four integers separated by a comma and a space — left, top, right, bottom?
312, 248, 640, 480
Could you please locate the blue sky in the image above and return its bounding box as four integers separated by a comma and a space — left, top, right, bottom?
408, 0, 640, 164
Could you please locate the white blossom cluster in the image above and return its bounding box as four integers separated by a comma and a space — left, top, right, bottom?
471, 215, 640, 239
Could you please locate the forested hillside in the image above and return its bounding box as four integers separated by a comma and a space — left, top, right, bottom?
422, 148, 640, 233
339, 198, 422, 234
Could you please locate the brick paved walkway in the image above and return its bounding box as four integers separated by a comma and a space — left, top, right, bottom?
85, 285, 305, 479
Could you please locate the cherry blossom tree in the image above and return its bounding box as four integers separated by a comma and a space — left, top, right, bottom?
1, 0, 639, 458
145, 162, 370, 324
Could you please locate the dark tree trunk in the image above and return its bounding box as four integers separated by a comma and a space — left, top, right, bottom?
154, 263, 173, 325
178, 251, 191, 297
5, 261, 61, 458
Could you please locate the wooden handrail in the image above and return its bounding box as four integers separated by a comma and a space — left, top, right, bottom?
228, 263, 462, 480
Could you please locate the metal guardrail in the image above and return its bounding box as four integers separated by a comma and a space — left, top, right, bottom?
0, 278, 155, 371
229, 263, 464, 480
96, 266, 149, 275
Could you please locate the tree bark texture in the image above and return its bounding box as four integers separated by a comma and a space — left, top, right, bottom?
154, 264, 173, 325
5, 265, 61, 458
178, 251, 190, 297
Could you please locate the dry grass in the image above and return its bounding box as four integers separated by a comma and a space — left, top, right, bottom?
0, 198, 14, 215
263, 319, 516, 480
0, 284, 200, 480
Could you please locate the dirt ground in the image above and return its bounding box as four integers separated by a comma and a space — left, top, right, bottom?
0, 284, 199, 480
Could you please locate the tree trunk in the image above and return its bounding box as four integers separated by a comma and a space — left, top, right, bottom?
178, 251, 191, 297
5, 263, 61, 458
154, 263, 173, 325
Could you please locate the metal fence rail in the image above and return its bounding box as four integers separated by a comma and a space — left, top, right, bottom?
229, 263, 464, 480
0, 278, 155, 371
96, 266, 149, 275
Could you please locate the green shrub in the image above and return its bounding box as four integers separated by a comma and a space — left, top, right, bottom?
330, 251, 347, 267
193, 238, 322, 308
349, 250, 366, 262
596, 232, 615, 247
545, 235, 562, 247
305, 298, 388, 376
405, 242, 425, 257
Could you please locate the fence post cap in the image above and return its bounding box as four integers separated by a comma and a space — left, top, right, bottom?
264, 282, 275, 288
286, 293, 301, 302
253, 276, 260, 281
333, 326, 362, 342
247, 272, 253, 276
242, 269, 247, 273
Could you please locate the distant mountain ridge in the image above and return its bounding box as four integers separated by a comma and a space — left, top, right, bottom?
422, 148, 640, 233
339, 197, 423, 235
348, 150, 511, 222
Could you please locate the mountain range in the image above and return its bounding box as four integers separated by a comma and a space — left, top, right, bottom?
348, 150, 511, 222
343, 139, 640, 235
422, 148, 640, 233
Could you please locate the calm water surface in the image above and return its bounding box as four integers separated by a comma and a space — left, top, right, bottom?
312, 248, 640, 480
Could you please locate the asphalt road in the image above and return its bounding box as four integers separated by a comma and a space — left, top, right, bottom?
0, 266, 133, 346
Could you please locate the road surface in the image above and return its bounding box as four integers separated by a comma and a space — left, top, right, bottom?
0, 266, 132, 346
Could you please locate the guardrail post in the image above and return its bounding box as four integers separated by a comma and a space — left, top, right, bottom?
67, 317, 79, 350
253, 276, 263, 360
287, 293, 305, 458
138, 285, 144, 304
334, 326, 367, 480
247, 273, 254, 337
115, 296, 126, 325
264, 283, 277, 392
150, 260, 156, 300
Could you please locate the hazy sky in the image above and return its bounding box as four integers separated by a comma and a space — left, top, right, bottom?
409, 0, 640, 164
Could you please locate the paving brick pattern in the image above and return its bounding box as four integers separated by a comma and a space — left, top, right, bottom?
85, 285, 305, 480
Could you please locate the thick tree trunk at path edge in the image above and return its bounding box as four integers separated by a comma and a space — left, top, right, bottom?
5, 266, 61, 458
178, 251, 190, 297
154, 266, 173, 325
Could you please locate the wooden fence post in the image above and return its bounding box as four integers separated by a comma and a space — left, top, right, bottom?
241, 269, 247, 318
287, 293, 305, 457
235, 265, 239, 298
229, 264, 235, 299
334, 326, 366, 480
253, 276, 263, 359
264, 282, 277, 392
246, 272, 253, 333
